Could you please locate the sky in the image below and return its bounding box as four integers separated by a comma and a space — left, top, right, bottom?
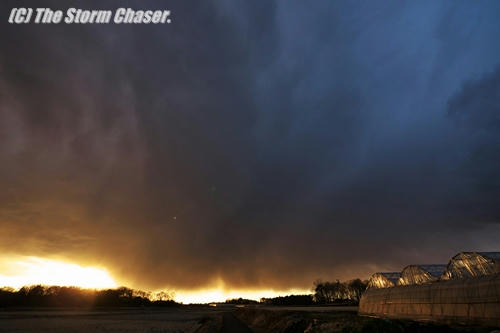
1, 0, 500, 296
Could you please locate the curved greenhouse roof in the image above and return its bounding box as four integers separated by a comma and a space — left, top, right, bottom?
367, 272, 401, 289
441, 252, 500, 280
397, 264, 447, 286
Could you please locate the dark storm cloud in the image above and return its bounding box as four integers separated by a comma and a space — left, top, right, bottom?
1, 0, 500, 291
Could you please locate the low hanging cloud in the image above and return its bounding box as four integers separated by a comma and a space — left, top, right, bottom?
0, 0, 500, 291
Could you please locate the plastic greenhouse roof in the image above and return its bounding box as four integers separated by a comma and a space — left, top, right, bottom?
413, 264, 447, 278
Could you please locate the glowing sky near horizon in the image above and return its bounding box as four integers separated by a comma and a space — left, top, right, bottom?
172, 286, 310, 304
173, 289, 309, 304
0, 257, 117, 290
0, 256, 308, 303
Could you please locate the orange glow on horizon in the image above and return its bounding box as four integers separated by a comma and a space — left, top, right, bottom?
0, 256, 117, 289
0, 256, 310, 304
171, 288, 311, 304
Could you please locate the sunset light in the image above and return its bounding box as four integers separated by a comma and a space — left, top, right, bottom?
173, 288, 310, 304
0, 257, 117, 289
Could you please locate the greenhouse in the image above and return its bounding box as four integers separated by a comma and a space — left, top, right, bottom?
360, 251, 500, 325
397, 264, 447, 286
441, 252, 500, 280
367, 272, 400, 289
360, 275, 500, 326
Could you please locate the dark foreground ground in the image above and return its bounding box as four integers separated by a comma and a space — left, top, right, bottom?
0, 306, 498, 333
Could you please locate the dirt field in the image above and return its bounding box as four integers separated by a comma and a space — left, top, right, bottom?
0, 306, 495, 333
0, 307, 221, 332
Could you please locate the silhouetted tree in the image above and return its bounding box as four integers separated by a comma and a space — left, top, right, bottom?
313, 278, 368, 304
155, 291, 173, 301
347, 279, 368, 302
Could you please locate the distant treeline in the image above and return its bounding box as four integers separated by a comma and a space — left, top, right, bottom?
225, 297, 259, 305
260, 294, 315, 306
0, 285, 179, 308
261, 279, 368, 306
0, 278, 368, 307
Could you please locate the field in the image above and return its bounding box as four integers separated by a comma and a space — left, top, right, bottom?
0, 306, 494, 333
